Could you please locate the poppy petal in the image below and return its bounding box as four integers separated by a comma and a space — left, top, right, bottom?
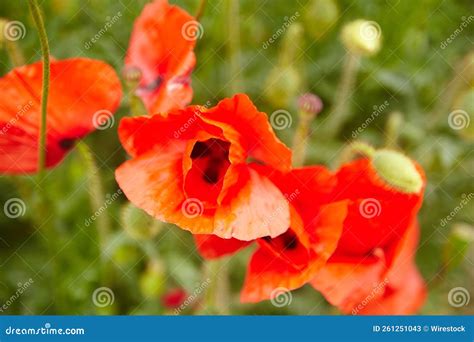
311, 253, 387, 313
201, 94, 292, 172
240, 247, 317, 303
126, 0, 196, 113
214, 165, 291, 241
0, 58, 122, 174
194, 234, 251, 259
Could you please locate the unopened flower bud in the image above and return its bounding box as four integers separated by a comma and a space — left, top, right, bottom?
371, 149, 423, 194
303, 0, 339, 40
298, 93, 323, 115
341, 19, 382, 57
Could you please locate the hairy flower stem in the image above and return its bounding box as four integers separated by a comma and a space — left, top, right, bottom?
226, 0, 241, 94
292, 110, 316, 167
324, 52, 360, 138
195, 0, 207, 21
28, 0, 50, 176
77, 141, 113, 286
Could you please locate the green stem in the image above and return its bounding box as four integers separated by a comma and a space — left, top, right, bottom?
324, 52, 360, 138
226, 0, 241, 94
199, 259, 230, 314
28, 0, 50, 176
5, 40, 25, 66
384, 111, 403, 148
430, 54, 471, 130
335, 141, 375, 167
77, 141, 114, 293
77, 142, 110, 255
292, 109, 316, 167
195, 0, 207, 21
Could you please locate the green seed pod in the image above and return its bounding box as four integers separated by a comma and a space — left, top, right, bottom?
371, 149, 423, 194
303, 0, 339, 40
341, 19, 382, 57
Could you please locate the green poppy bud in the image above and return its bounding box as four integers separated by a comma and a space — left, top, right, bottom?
341, 19, 382, 57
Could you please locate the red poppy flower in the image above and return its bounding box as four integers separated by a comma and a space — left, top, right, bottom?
0, 58, 122, 174
195, 165, 348, 302
115, 94, 292, 241
161, 288, 188, 309
125, 0, 196, 114
310, 156, 427, 314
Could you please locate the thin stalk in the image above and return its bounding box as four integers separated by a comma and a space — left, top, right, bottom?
77, 141, 115, 294
202, 259, 229, 314
324, 52, 360, 138
292, 110, 316, 167
5, 41, 25, 66
77, 142, 110, 256
226, 0, 241, 94
28, 0, 50, 176
195, 0, 207, 21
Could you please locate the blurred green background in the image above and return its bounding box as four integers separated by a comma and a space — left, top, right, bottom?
0, 0, 472, 315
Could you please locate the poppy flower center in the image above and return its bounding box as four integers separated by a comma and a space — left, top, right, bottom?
184, 138, 231, 203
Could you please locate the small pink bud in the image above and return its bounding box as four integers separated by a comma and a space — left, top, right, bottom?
298, 93, 323, 115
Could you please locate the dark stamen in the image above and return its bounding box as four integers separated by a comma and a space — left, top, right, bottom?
59, 138, 76, 150
190, 141, 211, 159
